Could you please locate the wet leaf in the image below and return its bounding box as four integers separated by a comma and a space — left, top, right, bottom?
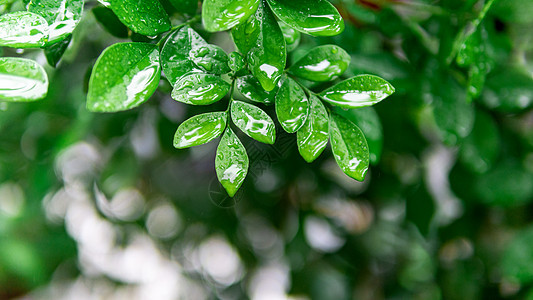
231, 100, 276, 144
297, 95, 328, 162
0, 57, 48, 102
329, 113, 369, 181
228, 51, 245, 73
171, 73, 230, 105
202, 0, 260, 32
92, 6, 129, 38
275, 76, 309, 133
289, 45, 350, 82
174, 112, 227, 148
266, 0, 344, 36
28, 0, 83, 44
44, 34, 72, 67
87, 43, 161, 112
189, 44, 230, 75
279, 21, 300, 52
110, 0, 171, 36
0, 11, 48, 48
236, 75, 276, 105
320, 75, 395, 108
216, 128, 249, 197
160, 25, 206, 84
459, 110, 499, 174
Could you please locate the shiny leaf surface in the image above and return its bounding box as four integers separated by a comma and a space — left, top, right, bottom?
28, 0, 83, 44
329, 113, 369, 181
0, 57, 48, 102
231, 100, 276, 144
275, 76, 309, 133
174, 112, 227, 148
320, 75, 395, 108
87, 43, 161, 112
215, 128, 249, 197
44, 34, 71, 67
279, 21, 300, 52
0, 12, 48, 48
341, 107, 383, 165
110, 0, 171, 36
202, 0, 260, 32
289, 45, 350, 82
236, 75, 275, 105
228, 51, 245, 73
171, 73, 230, 105
189, 44, 230, 75
297, 95, 328, 162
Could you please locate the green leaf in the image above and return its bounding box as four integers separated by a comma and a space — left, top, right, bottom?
202, 0, 260, 32
233, 2, 286, 91
236, 75, 276, 105
0, 57, 48, 102
228, 51, 245, 73
481, 67, 533, 113
110, 0, 171, 36
171, 73, 230, 105
189, 44, 230, 75
27, 0, 83, 44
289, 45, 350, 82
87, 43, 161, 112
319, 75, 395, 108
231, 100, 276, 144
0, 11, 48, 48
168, 0, 198, 15
92, 6, 129, 38
297, 95, 328, 162
265, 0, 344, 36
329, 113, 369, 181
279, 21, 300, 52
502, 226, 533, 284
174, 112, 227, 148
275, 76, 309, 133
459, 110, 499, 174
160, 25, 206, 84
44, 34, 72, 67
215, 128, 249, 197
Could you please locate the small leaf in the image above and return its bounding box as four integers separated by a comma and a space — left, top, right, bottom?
160, 25, 206, 84
189, 44, 230, 75
171, 73, 230, 105
216, 128, 249, 197
236, 75, 276, 105
44, 34, 72, 67
92, 6, 129, 38
320, 75, 395, 108
275, 76, 309, 133
329, 113, 369, 181
289, 45, 350, 82
0, 57, 48, 102
297, 95, 328, 162
202, 0, 260, 32
278, 21, 300, 52
0, 12, 48, 48
87, 43, 161, 112
231, 100, 276, 144
28, 0, 83, 44
228, 51, 245, 73
174, 112, 227, 148
265, 0, 344, 36
110, 0, 171, 36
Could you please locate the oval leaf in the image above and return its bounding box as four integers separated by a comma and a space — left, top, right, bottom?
228, 51, 245, 73
231, 100, 276, 144
320, 75, 395, 108
297, 95, 328, 162
110, 0, 171, 36
174, 112, 227, 148
87, 43, 161, 112
236, 75, 275, 105
171, 73, 230, 105
189, 44, 230, 75
275, 76, 309, 133
161, 25, 207, 84
0, 57, 48, 102
289, 45, 350, 82
0, 12, 48, 48
329, 113, 369, 181
266, 0, 344, 36
202, 0, 260, 32
28, 0, 83, 44
216, 128, 249, 197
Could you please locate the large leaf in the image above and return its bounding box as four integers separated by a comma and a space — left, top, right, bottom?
215, 128, 249, 197
235, 75, 275, 105
289, 45, 350, 82
87, 43, 161, 112
265, 0, 344, 36
329, 113, 369, 181
110, 0, 171, 36
0, 57, 48, 102
231, 100, 276, 144
189, 44, 230, 75
232, 2, 286, 91
160, 25, 206, 84
319, 75, 395, 108
28, 0, 83, 44
0, 12, 48, 48
174, 112, 227, 148
171, 73, 230, 105
275, 76, 309, 133
297, 95, 328, 163
202, 0, 260, 32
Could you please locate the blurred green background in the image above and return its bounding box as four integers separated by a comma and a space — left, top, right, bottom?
2, 0, 533, 299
